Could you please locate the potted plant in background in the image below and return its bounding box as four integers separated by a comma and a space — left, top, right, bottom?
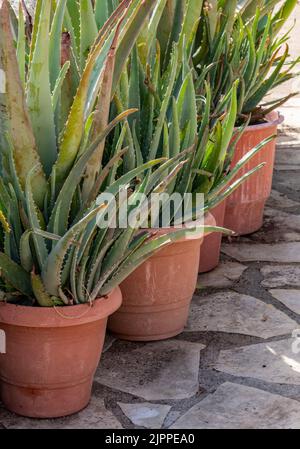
103, 1, 272, 341
194, 0, 300, 236
0, 0, 194, 419
62, 0, 218, 341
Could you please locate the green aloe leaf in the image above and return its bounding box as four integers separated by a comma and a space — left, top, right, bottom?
82, 15, 126, 200
28, 0, 43, 67
244, 45, 289, 113
112, 0, 158, 93
19, 230, 33, 272
178, 0, 204, 66
0, 252, 32, 296
31, 271, 55, 307
52, 61, 71, 111
49, 0, 68, 91
148, 45, 179, 161
26, 0, 57, 176
55, 0, 133, 186
177, 71, 198, 146
49, 109, 136, 236
205, 162, 266, 212
0, 0, 47, 209
80, 0, 98, 71
16, 2, 26, 88
42, 204, 105, 297
25, 167, 49, 271
272, 0, 298, 33
146, 0, 168, 61
207, 135, 275, 202
95, 0, 109, 29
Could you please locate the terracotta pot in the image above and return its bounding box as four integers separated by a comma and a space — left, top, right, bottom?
224, 112, 283, 235
199, 199, 227, 273
0, 287, 122, 418
108, 214, 215, 341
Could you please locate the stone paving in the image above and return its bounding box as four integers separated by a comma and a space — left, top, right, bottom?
0, 0, 300, 432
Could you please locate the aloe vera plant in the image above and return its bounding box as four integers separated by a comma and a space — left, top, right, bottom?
194, 0, 300, 123
1, 0, 209, 307
101, 0, 273, 225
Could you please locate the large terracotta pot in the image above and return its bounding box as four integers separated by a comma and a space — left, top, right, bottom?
224, 112, 283, 235
0, 287, 122, 418
108, 214, 215, 341
199, 200, 227, 273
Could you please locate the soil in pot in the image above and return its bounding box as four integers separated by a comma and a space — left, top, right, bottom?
0, 287, 122, 418
108, 214, 215, 341
224, 112, 282, 236
199, 200, 226, 273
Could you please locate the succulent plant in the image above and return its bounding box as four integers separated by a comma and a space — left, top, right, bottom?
194, 0, 300, 123
103, 0, 273, 226
1, 0, 205, 307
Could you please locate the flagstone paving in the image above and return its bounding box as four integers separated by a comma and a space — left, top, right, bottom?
0, 0, 300, 431
222, 242, 300, 263
95, 340, 205, 401
170, 383, 300, 429
197, 261, 247, 289
186, 292, 298, 338
261, 265, 300, 289
117, 403, 171, 429
267, 190, 300, 210
269, 290, 300, 315
275, 147, 300, 168
213, 339, 300, 385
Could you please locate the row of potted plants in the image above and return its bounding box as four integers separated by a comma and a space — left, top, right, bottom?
0, 0, 298, 419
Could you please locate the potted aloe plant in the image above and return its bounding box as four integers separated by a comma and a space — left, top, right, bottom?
194, 0, 300, 235
0, 0, 196, 419
100, 1, 273, 341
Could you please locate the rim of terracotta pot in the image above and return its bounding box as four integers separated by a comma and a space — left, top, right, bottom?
143, 212, 216, 242
0, 286, 122, 328
235, 111, 284, 132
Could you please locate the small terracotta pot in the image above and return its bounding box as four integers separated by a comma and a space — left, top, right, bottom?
108, 214, 215, 341
0, 287, 122, 418
224, 112, 283, 235
199, 199, 227, 273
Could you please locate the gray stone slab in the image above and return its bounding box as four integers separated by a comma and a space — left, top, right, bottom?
277, 132, 300, 148
261, 265, 300, 288
95, 340, 205, 401
213, 339, 300, 385
197, 262, 247, 289
245, 208, 300, 243
118, 402, 171, 429
265, 208, 300, 237
269, 289, 300, 315
186, 292, 298, 338
276, 148, 300, 167
171, 382, 300, 429
0, 397, 122, 429
267, 190, 300, 210
273, 171, 300, 192
222, 242, 300, 263
275, 164, 300, 171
